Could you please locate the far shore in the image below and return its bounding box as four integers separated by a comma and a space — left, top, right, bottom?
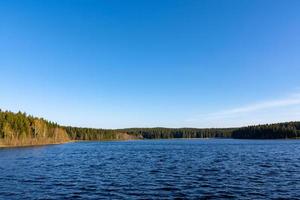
0, 138, 143, 148
2, 137, 300, 149
0, 140, 77, 149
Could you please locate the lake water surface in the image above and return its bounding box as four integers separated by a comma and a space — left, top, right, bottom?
0, 139, 300, 199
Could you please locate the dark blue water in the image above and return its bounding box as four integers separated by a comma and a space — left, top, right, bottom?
1, 139, 300, 199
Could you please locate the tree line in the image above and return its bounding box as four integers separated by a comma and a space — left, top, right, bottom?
231, 122, 300, 139
1, 109, 300, 147
63, 127, 234, 140
119, 127, 234, 139
64, 126, 141, 141
0, 110, 69, 146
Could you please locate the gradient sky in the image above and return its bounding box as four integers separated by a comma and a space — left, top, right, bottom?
1, 0, 300, 128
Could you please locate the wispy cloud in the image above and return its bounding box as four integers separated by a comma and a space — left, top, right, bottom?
186, 92, 300, 123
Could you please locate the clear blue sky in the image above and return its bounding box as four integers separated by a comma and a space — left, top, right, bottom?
1, 0, 300, 128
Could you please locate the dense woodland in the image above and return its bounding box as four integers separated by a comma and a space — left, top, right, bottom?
231, 122, 300, 139
120, 128, 234, 139
64, 126, 141, 141
1, 109, 300, 147
0, 110, 69, 146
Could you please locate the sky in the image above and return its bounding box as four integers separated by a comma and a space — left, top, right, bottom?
0, 0, 300, 128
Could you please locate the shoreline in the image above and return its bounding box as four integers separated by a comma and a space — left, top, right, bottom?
0, 138, 143, 148
0, 140, 76, 149
1, 137, 300, 149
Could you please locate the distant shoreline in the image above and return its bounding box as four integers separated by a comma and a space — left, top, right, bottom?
0, 140, 76, 149
2, 137, 300, 149
1, 110, 300, 148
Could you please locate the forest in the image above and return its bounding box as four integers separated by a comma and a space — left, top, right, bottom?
63, 126, 234, 140
119, 127, 234, 139
231, 122, 300, 139
0, 110, 69, 147
1, 109, 300, 147
64, 126, 141, 141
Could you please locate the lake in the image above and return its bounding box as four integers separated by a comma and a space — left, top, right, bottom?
0, 139, 300, 199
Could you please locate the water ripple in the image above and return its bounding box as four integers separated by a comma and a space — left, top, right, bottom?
1, 139, 300, 199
